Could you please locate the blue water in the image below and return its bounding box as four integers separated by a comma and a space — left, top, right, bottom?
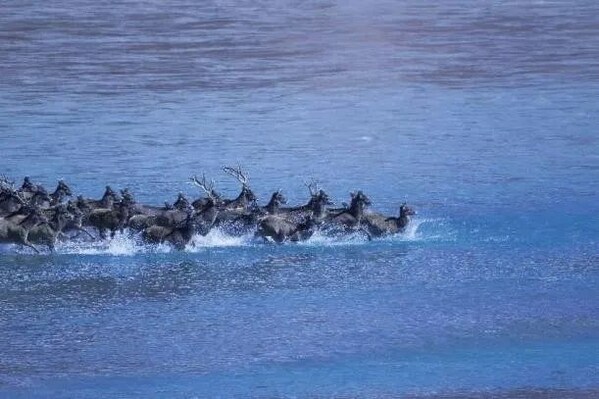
1, 0, 599, 397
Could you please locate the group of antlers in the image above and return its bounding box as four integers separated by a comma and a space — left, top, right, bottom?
190, 173, 216, 199
190, 164, 250, 199
0, 174, 28, 204
303, 179, 321, 197
0, 174, 15, 191
3, 166, 322, 204
190, 165, 324, 200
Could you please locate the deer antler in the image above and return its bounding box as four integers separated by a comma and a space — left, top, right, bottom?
190, 173, 216, 199
223, 164, 249, 187
303, 179, 319, 197
8, 185, 28, 205
0, 175, 27, 205
0, 174, 15, 191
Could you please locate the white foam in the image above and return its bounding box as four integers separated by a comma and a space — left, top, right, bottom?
56, 232, 147, 256
52, 228, 253, 256
396, 217, 457, 242
185, 229, 253, 251
299, 217, 447, 246
298, 229, 370, 247
1, 217, 453, 256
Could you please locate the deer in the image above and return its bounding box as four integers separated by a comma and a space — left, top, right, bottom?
0, 177, 27, 216
200, 166, 257, 232
0, 207, 47, 253
220, 164, 257, 210
228, 189, 288, 229
49, 180, 73, 206
328, 190, 372, 228
323, 190, 373, 240
127, 190, 192, 232
279, 180, 333, 220
17, 176, 45, 201
263, 190, 287, 215
142, 210, 197, 250
125, 188, 168, 232
256, 215, 318, 243
362, 203, 416, 237
0, 176, 52, 215
29, 187, 52, 209
172, 193, 192, 211
256, 183, 332, 243
87, 193, 134, 239
27, 204, 73, 251
279, 180, 333, 223
190, 174, 220, 236
93, 186, 120, 209
61, 201, 95, 239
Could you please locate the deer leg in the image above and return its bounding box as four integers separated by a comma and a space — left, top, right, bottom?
359, 227, 373, 241
22, 241, 40, 254
77, 227, 95, 239
276, 232, 286, 243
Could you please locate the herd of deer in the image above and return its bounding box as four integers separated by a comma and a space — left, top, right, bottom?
0, 166, 416, 253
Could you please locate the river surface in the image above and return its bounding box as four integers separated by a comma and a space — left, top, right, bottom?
1, 0, 599, 397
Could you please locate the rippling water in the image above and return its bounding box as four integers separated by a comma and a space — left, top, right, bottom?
1, 1, 598, 397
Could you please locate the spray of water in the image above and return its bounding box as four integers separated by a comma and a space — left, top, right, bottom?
0, 217, 453, 256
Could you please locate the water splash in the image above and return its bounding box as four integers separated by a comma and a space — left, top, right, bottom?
51, 229, 255, 256
0, 217, 452, 256
394, 217, 455, 242
298, 217, 451, 247
186, 229, 254, 251
298, 229, 371, 247
56, 232, 160, 256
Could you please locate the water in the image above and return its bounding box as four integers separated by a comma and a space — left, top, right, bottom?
1, 0, 599, 397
